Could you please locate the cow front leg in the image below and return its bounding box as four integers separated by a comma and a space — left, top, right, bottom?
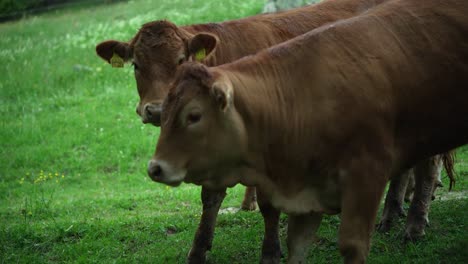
257, 188, 282, 264
187, 187, 226, 263
377, 169, 412, 232
405, 156, 439, 241
241, 186, 258, 211
339, 159, 388, 263
286, 212, 323, 264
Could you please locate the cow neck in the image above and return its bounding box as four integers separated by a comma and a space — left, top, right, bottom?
218, 30, 324, 149
212, 15, 379, 189
184, 22, 259, 67
219, 53, 319, 189
184, 0, 389, 68
224, 0, 468, 185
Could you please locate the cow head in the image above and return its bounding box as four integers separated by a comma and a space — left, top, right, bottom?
147, 62, 247, 188
96, 20, 218, 126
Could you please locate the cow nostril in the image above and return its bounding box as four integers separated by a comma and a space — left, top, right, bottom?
148, 161, 163, 180
153, 164, 162, 178
145, 105, 153, 118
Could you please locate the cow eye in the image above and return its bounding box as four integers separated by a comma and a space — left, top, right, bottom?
187, 112, 202, 125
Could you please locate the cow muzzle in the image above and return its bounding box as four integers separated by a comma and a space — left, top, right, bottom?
147, 159, 185, 186
140, 103, 162, 126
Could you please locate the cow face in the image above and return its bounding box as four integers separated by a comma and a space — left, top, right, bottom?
96, 20, 218, 126
147, 63, 247, 188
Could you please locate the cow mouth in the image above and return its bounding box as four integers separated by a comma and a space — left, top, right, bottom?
183, 168, 238, 189
150, 173, 184, 187
160, 179, 183, 187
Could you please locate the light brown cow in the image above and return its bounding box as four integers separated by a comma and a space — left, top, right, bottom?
149, 0, 468, 262
96, 0, 389, 262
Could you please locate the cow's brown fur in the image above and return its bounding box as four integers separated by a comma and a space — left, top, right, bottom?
96, 0, 388, 125
97, 0, 392, 263
152, 0, 468, 262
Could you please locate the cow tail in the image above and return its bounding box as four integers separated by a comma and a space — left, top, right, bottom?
442, 150, 456, 191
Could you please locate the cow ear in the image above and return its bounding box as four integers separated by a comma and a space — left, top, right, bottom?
95, 40, 132, 65
211, 81, 233, 112
188, 33, 218, 62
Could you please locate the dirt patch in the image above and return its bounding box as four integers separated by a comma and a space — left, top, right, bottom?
438, 190, 467, 201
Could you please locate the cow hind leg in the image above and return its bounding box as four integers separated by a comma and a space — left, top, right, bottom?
241, 186, 258, 211
187, 187, 226, 263
286, 212, 323, 264
377, 169, 412, 232
405, 156, 439, 241
257, 189, 282, 264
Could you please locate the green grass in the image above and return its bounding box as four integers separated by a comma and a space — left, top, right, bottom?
0, 0, 467, 263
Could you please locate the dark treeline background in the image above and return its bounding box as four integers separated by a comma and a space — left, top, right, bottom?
0, 0, 124, 21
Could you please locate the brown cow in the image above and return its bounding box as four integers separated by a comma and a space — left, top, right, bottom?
149, 0, 468, 262
96, 0, 389, 262
96, 0, 388, 126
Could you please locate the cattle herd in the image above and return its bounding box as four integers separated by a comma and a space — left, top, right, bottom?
96, 0, 468, 263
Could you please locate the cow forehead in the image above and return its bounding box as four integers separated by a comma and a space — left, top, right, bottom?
131, 21, 186, 61
133, 35, 184, 61
164, 80, 204, 113
162, 70, 214, 127
136, 20, 182, 43
160, 84, 197, 129
175, 62, 214, 84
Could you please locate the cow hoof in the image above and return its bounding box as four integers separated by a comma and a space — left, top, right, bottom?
404, 222, 427, 242
260, 256, 281, 264
376, 220, 392, 233
261, 242, 282, 264
404, 229, 426, 242
405, 215, 429, 242
187, 249, 207, 264
241, 201, 258, 211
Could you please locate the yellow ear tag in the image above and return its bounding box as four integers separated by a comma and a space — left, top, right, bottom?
195, 48, 206, 62
110, 52, 124, 68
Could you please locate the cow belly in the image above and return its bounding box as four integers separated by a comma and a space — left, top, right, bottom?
270, 187, 340, 215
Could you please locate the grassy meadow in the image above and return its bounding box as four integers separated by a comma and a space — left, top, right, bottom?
0, 0, 467, 263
